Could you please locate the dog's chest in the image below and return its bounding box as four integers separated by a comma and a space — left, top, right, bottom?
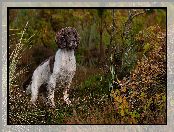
53, 49, 76, 83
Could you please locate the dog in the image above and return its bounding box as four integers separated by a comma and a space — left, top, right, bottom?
23, 27, 80, 107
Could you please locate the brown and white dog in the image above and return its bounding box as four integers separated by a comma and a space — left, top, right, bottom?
24, 27, 80, 107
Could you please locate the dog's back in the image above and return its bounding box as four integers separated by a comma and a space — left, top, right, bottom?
24, 48, 76, 96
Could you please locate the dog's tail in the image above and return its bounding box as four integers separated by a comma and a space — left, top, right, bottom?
22, 75, 32, 95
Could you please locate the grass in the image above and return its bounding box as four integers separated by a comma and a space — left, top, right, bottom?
9, 24, 166, 125
9, 66, 112, 124
9, 65, 166, 124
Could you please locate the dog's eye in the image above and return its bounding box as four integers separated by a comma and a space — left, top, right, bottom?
74, 32, 77, 36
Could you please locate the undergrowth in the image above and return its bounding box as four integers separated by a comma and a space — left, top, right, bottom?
9, 25, 166, 124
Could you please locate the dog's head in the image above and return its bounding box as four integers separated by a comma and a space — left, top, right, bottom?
55, 27, 80, 50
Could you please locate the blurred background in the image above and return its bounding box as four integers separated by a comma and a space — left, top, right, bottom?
9, 8, 166, 124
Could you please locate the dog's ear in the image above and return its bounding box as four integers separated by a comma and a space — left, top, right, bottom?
74, 28, 80, 49
56, 28, 66, 49
55, 36, 58, 43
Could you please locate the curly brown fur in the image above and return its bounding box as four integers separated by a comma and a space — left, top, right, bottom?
55, 27, 80, 50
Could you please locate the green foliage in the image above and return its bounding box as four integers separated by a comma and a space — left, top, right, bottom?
155, 9, 166, 28
103, 31, 110, 47
110, 25, 166, 124
77, 74, 111, 97
97, 9, 104, 17
80, 23, 99, 49
132, 15, 145, 34
9, 9, 166, 124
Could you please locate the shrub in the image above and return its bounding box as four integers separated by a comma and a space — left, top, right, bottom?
110, 25, 166, 124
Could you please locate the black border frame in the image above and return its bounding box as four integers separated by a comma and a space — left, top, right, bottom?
7, 6, 167, 125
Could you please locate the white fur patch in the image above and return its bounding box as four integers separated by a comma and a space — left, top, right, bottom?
28, 49, 76, 106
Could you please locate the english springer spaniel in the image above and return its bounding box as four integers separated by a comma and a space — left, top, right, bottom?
23, 27, 80, 108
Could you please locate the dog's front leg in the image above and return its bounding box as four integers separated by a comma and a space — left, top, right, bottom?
47, 75, 56, 108
63, 83, 71, 105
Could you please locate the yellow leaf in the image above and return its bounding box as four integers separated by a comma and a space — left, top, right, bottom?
121, 109, 124, 116
117, 96, 122, 103
122, 97, 128, 107
140, 92, 145, 97
122, 87, 127, 92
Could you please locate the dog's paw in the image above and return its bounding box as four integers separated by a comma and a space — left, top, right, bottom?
46, 101, 56, 108
51, 103, 56, 108
29, 100, 37, 108
66, 100, 72, 106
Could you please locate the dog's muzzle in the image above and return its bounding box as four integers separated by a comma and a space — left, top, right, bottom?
68, 40, 77, 49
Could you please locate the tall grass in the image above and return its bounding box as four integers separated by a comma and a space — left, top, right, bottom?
9, 21, 33, 88
8, 23, 166, 124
